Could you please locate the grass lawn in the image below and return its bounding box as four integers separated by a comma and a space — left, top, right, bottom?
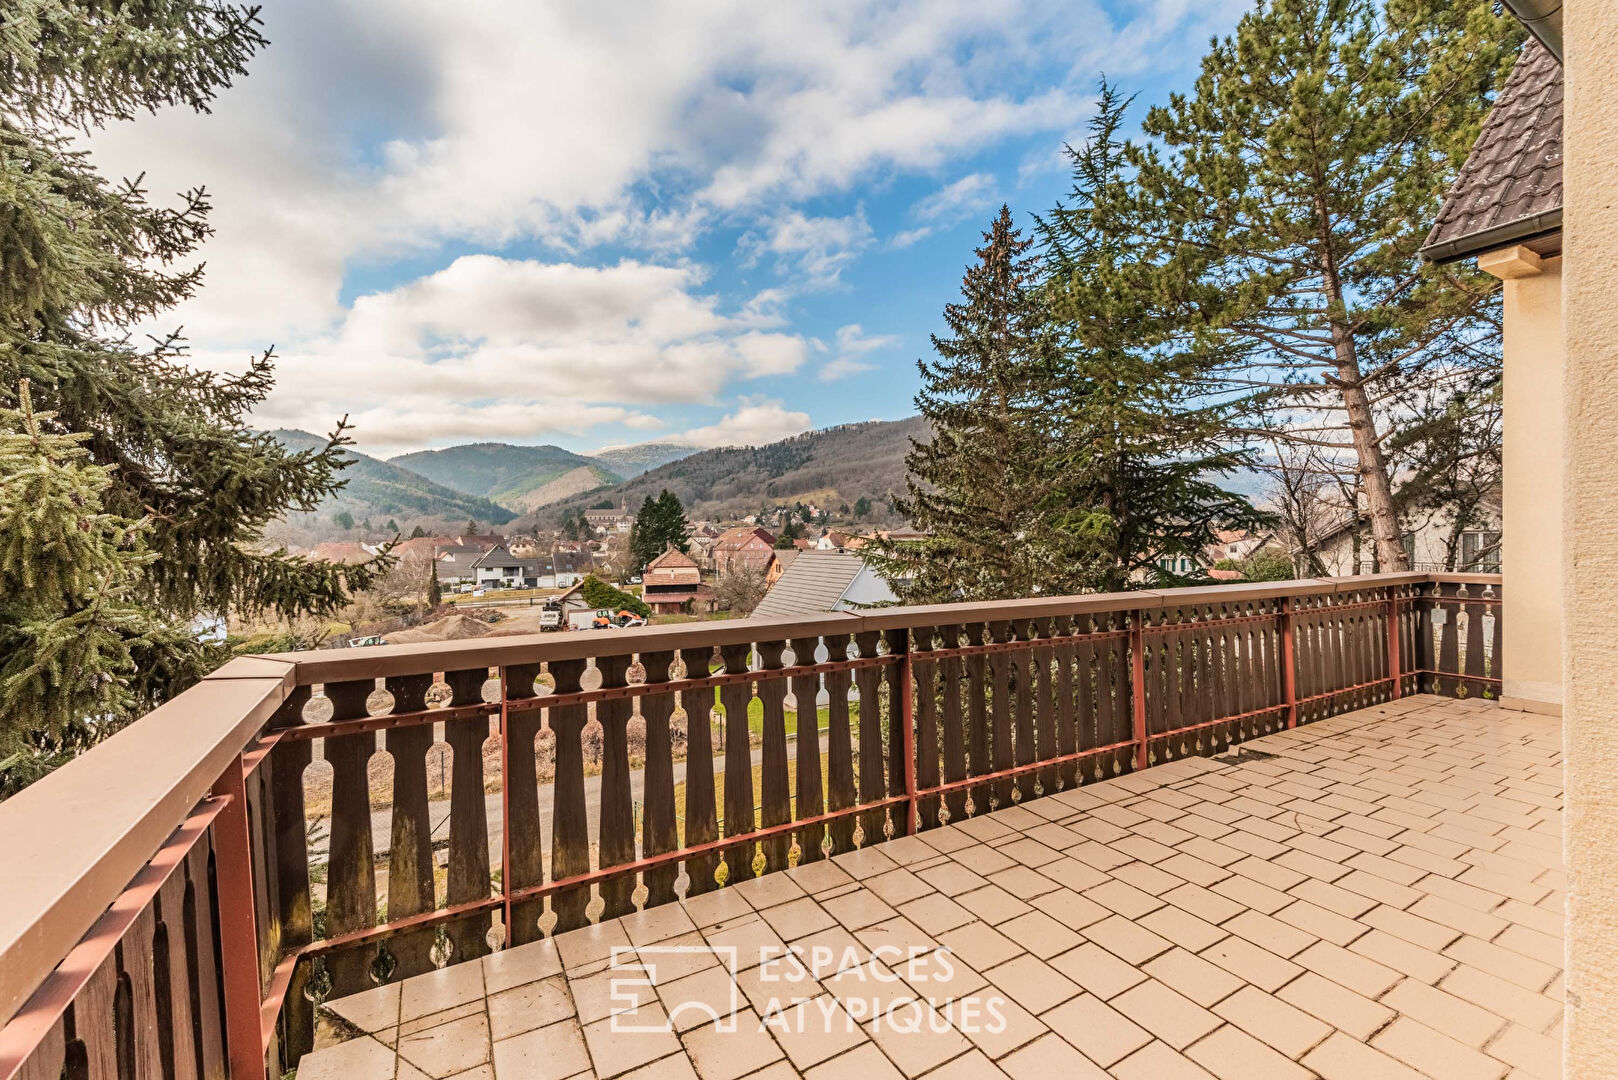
709, 686, 860, 739
671, 752, 830, 837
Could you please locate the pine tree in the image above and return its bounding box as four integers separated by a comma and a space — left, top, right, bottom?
629, 489, 690, 570
869, 206, 1058, 602
409, 524, 428, 539
1, 3, 390, 626
1124, 0, 1521, 570
1035, 82, 1267, 591
1, 382, 217, 793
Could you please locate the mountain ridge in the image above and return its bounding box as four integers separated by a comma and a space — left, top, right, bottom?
389, 442, 622, 512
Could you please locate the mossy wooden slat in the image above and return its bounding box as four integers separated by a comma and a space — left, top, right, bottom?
443, 669, 492, 964
937, 624, 967, 823
322, 679, 379, 996
505, 662, 548, 945
908, 627, 941, 830
718, 643, 757, 881
757, 641, 792, 871
823, 634, 857, 852
788, 637, 826, 863
640, 651, 680, 904
547, 659, 591, 933
853, 631, 888, 842
384, 674, 438, 979
597, 654, 637, 919
680, 647, 721, 895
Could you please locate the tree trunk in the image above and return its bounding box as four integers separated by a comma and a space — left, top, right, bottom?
1328, 329, 1406, 572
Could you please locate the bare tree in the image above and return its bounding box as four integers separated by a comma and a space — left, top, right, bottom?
712, 565, 770, 615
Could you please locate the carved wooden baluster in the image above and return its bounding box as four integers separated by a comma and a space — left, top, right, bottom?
1489, 586, 1504, 693
548, 659, 591, 932
1464, 586, 1487, 694
187, 833, 226, 1077
757, 640, 792, 872
1052, 616, 1076, 790
986, 622, 1014, 808
1098, 615, 1124, 776
908, 626, 941, 830
823, 633, 857, 852
155, 864, 199, 1080
1011, 620, 1037, 799
853, 631, 887, 841
385, 673, 438, 978
597, 653, 637, 919
964, 623, 990, 812
505, 663, 547, 945
443, 669, 492, 963
120, 904, 167, 1077
267, 687, 315, 1059
937, 624, 967, 822
1208, 608, 1229, 749
681, 647, 721, 895
884, 628, 911, 828
322, 679, 379, 996
717, 642, 757, 881
1074, 617, 1099, 782
640, 651, 680, 906
788, 636, 826, 863
1033, 617, 1057, 794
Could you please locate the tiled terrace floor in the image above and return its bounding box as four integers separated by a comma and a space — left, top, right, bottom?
300, 695, 1563, 1080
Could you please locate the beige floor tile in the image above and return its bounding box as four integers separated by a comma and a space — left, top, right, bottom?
734, 871, 807, 911
1275, 971, 1394, 1040
919, 862, 993, 896
1349, 928, 1456, 984
942, 993, 1045, 1060
1046, 941, 1147, 1000
939, 921, 1024, 971
1300, 1031, 1425, 1080
492, 1019, 592, 1080
988, 865, 1065, 900
1184, 1024, 1312, 1080
1212, 984, 1331, 1058
759, 896, 835, 939
918, 826, 979, 854
1039, 992, 1151, 1067
483, 939, 563, 995
659, 963, 744, 1033
1112, 1040, 1218, 1079
401, 1001, 485, 1039
856, 915, 937, 959
832, 845, 901, 879
680, 1010, 784, 1080
1200, 937, 1303, 993
786, 924, 871, 979
580, 1006, 683, 1078
802, 1041, 905, 1079
822, 888, 899, 930
1443, 935, 1560, 993
898, 892, 975, 935
553, 920, 633, 973
1224, 909, 1318, 959
1113, 978, 1221, 1050
324, 982, 401, 1034
994, 910, 1080, 960
1381, 977, 1507, 1049
734, 954, 821, 1015
865, 868, 935, 906
487, 976, 574, 1042
620, 901, 698, 947
397, 1013, 490, 1079
1296, 939, 1401, 997
998, 1032, 1111, 1080
402, 962, 486, 1023
1141, 947, 1242, 1008
1370, 1016, 1510, 1080
786, 857, 857, 895
683, 887, 756, 929
981, 953, 1080, 1014
1484, 1023, 1560, 1080
957, 885, 1033, 925
955, 845, 1020, 876
297, 1035, 397, 1080
821, 958, 916, 1020
1138, 903, 1228, 953
922, 1048, 1015, 1078
569, 961, 660, 1025
763, 994, 869, 1069
704, 915, 788, 969
864, 999, 973, 1076
1083, 913, 1173, 965
1036, 857, 1110, 894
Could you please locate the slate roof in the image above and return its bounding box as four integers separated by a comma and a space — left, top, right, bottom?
1422, 40, 1562, 263
751, 551, 867, 618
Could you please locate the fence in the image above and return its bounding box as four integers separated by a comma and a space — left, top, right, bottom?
0, 572, 1502, 1080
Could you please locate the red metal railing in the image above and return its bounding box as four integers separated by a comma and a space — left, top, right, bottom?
0, 572, 1503, 1079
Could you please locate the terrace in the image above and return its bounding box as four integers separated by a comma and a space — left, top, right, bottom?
0, 572, 1555, 1080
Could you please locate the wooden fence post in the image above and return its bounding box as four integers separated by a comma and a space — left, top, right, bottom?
1280, 597, 1298, 729
1387, 590, 1402, 700
899, 648, 917, 835
1130, 610, 1148, 771
211, 754, 265, 1080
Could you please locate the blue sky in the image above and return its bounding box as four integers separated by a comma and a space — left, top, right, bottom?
89, 0, 1248, 458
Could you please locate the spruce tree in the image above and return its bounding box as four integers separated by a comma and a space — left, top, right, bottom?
2, 2, 389, 622
629, 489, 690, 570
1124, 0, 1521, 570
1036, 82, 1267, 591
1, 382, 217, 794
870, 206, 1058, 602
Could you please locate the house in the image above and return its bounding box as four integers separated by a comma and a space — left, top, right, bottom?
433, 544, 484, 585
308, 541, 377, 565
641, 547, 714, 615
751, 551, 897, 618
582, 501, 633, 534
711, 525, 775, 575
1419, 34, 1560, 715
470, 544, 539, 588
1308, 491, 1503, 577
765, 548, 799, 587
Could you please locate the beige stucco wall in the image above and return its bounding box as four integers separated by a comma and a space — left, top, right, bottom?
1563, 1, 1618, 1074
1497, 258, 1564, 713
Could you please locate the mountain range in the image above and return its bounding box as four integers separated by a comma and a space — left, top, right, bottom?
389, 442, 623, 513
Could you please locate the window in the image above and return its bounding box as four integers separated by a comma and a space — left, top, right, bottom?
1461, 531, 1501, 573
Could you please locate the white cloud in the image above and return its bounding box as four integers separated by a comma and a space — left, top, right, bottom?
738, 209, 874, 289
818, 323, 899, 380
228, 255, 808, 455
673, 400, 813, 448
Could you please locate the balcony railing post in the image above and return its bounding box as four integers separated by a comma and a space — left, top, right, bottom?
1130, 609, 1148, 771
211, 752, 265, 1080
1386, 589, 1402, 700
899, 645, 917, 836
498, 666, 513, 942
1280, 597, 1298, 729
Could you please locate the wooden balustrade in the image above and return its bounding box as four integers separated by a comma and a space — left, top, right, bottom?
0, 573, 1504, 1080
